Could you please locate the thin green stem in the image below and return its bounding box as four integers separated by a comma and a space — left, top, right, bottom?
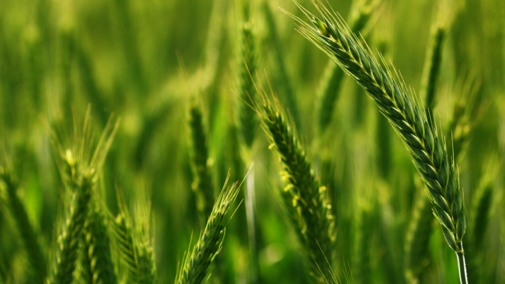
456, 251, 468, 284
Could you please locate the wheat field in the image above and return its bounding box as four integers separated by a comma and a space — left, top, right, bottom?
0, 0, 504, 283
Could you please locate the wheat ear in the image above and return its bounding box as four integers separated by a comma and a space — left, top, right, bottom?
262, 1, 300, 127
189, 103, 215, 225
316, 0, 380, 132
405, 12, 449, 282
237, 2, 258, 149
48, 111, 119, 284
81, 207, 118, 284
420, 26, 445, 111
174, 173, 242, 284
251, 78, 335, 283
50, 166, 94, 284
286, 1, 467, 282
0, 166, 46, 284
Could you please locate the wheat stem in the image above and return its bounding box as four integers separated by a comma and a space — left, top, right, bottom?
237, 16, 258, 149
262, 1, 300, 127
189, 104, 215, 225
253, 84, 335, 283
0, 167, 46, 284
421, 26, 445, 111
316, 0, 379, 132
457, 251, 468, 284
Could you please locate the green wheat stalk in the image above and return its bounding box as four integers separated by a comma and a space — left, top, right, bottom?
285, 1, 467, 282
189, 103, 215, 225
47, 111, 119, 284
262, 1, 300, 127
250, 78, 335, 283
420, 26, 445, 111
237, 0, 258, 150
110, 186, 157, 284
112, 210, 137, 282
404, 186, 434, 284
0, 165, 46, 284
353, 206, 374, 284
405, 8, 450, 282
316, 0, 381, 132
133, 184, 157, 284
81, 207, 118, 284
174, 173, 242, 284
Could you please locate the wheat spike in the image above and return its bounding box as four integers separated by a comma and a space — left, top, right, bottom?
251, 79, 335, 283
285, 1, 467, 282
175, 174, 242, 284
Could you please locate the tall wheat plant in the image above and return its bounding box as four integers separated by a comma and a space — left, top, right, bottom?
284, 1, 468, 283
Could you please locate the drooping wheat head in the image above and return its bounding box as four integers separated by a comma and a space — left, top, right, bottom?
287, 0, 466, 256
250, 77, 335, 283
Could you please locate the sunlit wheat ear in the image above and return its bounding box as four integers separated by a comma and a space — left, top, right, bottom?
249, 73, 335, 283
175, 172, 243, 284
283, 1, 467, 282
47, 110, 119, 284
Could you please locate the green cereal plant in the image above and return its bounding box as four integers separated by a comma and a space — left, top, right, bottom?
112, 210, 137, 282
353, 205, 374, 284
133, 186, 157, 284
405, 9, 450, 282
47, 112, 119, 284
421, 26, 445, 112
0, 165, 46, 284
189, 103, 215, 225
174, 174, 242, 284
111, 186, 157, 284
262, 1, 300, 127
316, 0, 381, 133
447, 75, 485, 161
465, 157, 499, 283
285, 2, 468, 282
251, 79, 335, 283
404, 187, 435, 284
237, 0, 258, 150
81, 208, 118, 284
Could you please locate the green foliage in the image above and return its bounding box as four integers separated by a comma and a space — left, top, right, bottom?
0, 0, 504, 283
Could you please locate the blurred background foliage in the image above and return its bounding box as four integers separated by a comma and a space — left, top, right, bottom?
0, 0, 504, 283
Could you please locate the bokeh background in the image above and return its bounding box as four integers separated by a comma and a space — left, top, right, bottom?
0, 0, 504, 283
